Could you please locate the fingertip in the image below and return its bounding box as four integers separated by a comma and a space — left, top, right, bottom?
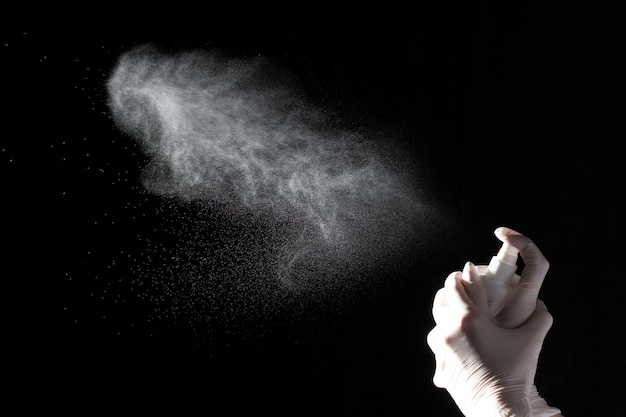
468, 261, 479, 279
445, 271, 461, 287
494, 226, 523, 242
494, 226, 508, 241
496, 229, 541, 263
461, 261, 472, 283
461, 261, 480, 284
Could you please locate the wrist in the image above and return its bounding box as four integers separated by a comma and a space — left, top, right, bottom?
455, 378, 532, 417
527, 385, 561, 417
474, 385, 561, 417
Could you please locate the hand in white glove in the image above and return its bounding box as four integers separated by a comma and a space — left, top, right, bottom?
426, 228, 562, 417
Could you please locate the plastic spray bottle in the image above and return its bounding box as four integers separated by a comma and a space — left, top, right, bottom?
477, 239, 520, 315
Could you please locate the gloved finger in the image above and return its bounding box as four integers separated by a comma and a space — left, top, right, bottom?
444, 270, 462, 290
495, 226, 549, 306
460, 261, 490, 315
426, 328, 448, 388
426, 327, 446, 356
444, 271, 473, 312
431, 272, 460, 325
433, 356, 447, 388
521, 299, 554, 345
431, 288, 447, 324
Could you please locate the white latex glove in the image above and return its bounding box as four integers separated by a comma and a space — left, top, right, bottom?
426, 228, 562, 417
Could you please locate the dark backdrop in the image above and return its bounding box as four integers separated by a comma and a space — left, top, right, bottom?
4, 2, 624, 416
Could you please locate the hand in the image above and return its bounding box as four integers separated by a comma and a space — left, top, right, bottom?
426, 228, 562, 417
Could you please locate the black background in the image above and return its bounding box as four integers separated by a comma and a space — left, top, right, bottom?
4, 2, 624, 416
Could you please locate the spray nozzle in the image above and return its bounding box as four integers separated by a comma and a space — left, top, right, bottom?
495, 242, 519, 266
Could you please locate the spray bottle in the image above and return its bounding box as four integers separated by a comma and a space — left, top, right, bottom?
477, 238, 520, 315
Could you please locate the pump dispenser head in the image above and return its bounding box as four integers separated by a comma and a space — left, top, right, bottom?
496, 242, 519, 266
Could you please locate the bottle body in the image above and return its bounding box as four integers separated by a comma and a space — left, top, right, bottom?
475, 241, 520, 315
479, 258, 517, 315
